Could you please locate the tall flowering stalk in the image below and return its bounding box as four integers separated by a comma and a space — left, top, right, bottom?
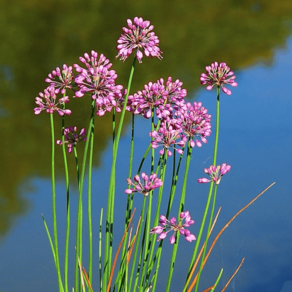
34, 87, 70, 292
185, 63, 237, 292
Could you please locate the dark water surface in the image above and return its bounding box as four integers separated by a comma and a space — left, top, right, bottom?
1, 1, 292, 291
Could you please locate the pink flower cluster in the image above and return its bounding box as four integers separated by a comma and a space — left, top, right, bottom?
200, 62, 237, 95
126, 75, 211, 156
56, 126, 86, 153
149, 119, 187, 157
150, 211, 196, 244
198, 163, 231, 185
34, 87, 71, 116
45, 64, 74, 94
125, 172, 163, 196
116, 17, 162, 63
74, 50, 124, 116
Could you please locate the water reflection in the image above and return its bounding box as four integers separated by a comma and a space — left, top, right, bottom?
0, 1, 292, 288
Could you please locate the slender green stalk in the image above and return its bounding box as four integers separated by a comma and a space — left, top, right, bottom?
166, 145, 185, 217
164, 140, 193, 292
88, 106, 95, 283
138, 109, 155, 291
183, 87, 221, 292
194, 186, 218, 292
61, 103, 70, 292
211, 269, 223, 292
183, 182, 214, 292
194, 87, 220, 292
74, 145, 81, 292
128, 198, 147, 292
212, 86, 220, 166
42, 214, 56, 263
49, 113, 64, 292
74, 99, 96, 291
143, 151, 168, 291
119, 113, 135, 290
104, 56, 137, 292
99, 208, 104, 291
144, 146, 184, 288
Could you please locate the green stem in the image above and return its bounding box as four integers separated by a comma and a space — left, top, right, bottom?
211, 269, 223, 292
99, 208, 104, 291
184, 87, 221, 292
164, 140, 192, 292
138, 110, 155, 291
194, 186, 218, 292
194, 87, 220, 292
104, 56, 137, 292
144, 151, 168, 291
119, 113, 135, 290
74, 99, 95, 291
61, 106, 70, 292
49, 113, 64, 292
88, 106, 95, 283
74, 145, 82, 292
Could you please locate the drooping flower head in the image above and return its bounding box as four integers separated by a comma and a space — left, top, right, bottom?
74, 50, 123, 116
200, 62, 238, 95
45, 64, 74, 94
56, 126, 86, 153
116, 17, 163, 63
34, 86, 71, 116
198, 163, 231, 185
175, 101, 211, 148
149, 119, 187, 157
125, 172, 163, 196
150, 211, 196, 244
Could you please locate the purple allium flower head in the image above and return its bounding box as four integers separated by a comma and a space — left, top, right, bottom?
157, 77, 187, 106
74, 50, 123, 115
125, 172, 163, 196
34, 87, 71, 116
150, 119, 187, 157
116, 17, 163, 63
128, 81, 167, 118
200, 62, 238, 95
150, 211, 196, 244
56, 126, 86, 153
198, 163, 231, 185
45, 64, 74, 94
175, 101, 211, 148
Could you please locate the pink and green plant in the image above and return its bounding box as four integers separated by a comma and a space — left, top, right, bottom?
34, 16, 274, 292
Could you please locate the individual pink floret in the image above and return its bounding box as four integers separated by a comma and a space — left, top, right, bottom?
125, 172, 163, 196
150, 211, 196, 244
200, 62, 238, 95
34, 86, 71, 116
198, 163, 231, 185
56, 126, 86, 153
116, 17, 163, 63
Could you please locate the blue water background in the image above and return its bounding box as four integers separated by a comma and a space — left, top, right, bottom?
1, 38, 292, 291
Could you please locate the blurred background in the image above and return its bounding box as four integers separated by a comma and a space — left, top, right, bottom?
0, 0, 292, 291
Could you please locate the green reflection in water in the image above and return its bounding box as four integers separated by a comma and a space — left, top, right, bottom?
0, 0, 291, 236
